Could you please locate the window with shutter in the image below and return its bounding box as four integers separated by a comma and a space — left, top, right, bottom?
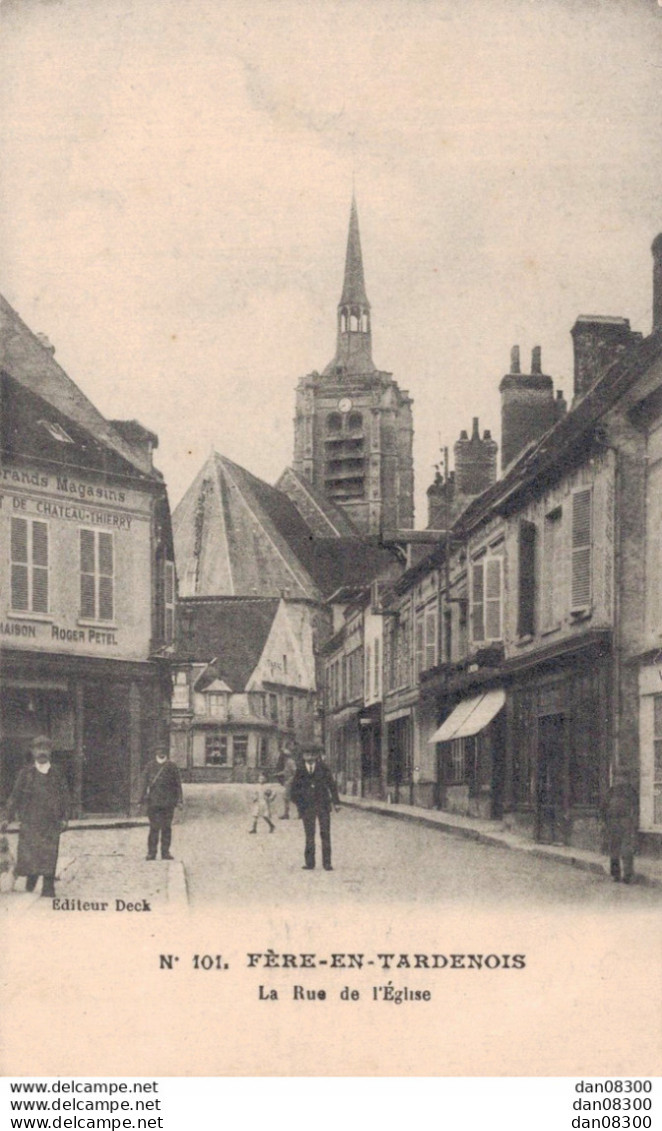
11, 517, 49, 613
471, 561, 485, 642
571, 489, 592, 611
425, 605, 437, 669
518, 520, 536, 637
415, 612, 424, 678
79, 528, 114, 621
542, 507, 561, 630
485, 557, 502, 640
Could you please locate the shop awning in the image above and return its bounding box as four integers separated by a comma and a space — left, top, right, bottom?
428, 689, 505, 743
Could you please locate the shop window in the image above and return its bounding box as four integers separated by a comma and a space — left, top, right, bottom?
233, 735, 248, 766
518, 520, 537, 637
205, 734, 227, 765
571, 489, 592, 613
11, 517, 49, 614
80, 529, 114, 621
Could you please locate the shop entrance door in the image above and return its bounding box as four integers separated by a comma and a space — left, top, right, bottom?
82, 683, 129, 813
536, 713, 566, 844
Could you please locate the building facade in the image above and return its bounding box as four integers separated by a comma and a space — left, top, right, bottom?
0, 297, 174, 816
170, 597, 316, 782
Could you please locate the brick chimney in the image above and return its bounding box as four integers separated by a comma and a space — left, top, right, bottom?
570, 316, 641, 402
652, 234, 662, 333
454, 417, 498, 496
499, 346, 556, 470
426, 469, 452, 529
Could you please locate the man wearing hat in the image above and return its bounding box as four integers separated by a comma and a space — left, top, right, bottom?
0, 735, 71, 898
290, 744, 340, 871
602, 768, 639, 884
139, 743, 184, 860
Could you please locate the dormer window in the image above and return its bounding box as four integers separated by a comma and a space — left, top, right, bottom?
39, 420, 74, 444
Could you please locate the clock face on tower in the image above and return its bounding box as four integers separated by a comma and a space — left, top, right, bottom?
338, 397, 353, 413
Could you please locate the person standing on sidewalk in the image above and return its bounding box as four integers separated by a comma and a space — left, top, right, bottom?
290, 744, 340, 871
0, 735, 70, 898
602, 769, 638, 884
140, 744, 184, 861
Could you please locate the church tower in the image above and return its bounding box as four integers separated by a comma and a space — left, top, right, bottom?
292, 197, 414, 535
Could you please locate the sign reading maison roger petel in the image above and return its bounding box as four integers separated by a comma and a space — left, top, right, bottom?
0, 464, 153, 660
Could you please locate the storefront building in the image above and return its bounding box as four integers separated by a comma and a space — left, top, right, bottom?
1, 299, 175, 814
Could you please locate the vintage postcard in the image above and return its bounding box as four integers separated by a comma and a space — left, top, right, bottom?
1, 0, 661, 1080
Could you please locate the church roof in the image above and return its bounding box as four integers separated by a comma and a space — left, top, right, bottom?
0, 294, 156, 479
276, 466, 361, 537
340, 195, 370, 308
175, 597, 280, 691
173, 451, 399, 600
173, 451, 320, 599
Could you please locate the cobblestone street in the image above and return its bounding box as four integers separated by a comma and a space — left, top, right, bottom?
3, 783, 658, 913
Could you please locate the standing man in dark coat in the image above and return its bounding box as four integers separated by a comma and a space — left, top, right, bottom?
140, 744, 184, 861
0, 735, 70, 898
602, 769, 638, 884
290, 744, 340, 871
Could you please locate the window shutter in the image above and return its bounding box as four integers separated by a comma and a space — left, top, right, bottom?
518, 520, 536, 637
11, 517, 29, 610
485, 557, 502, 640
571, 489, 592, 610
425, 606, 437, 669
471, 562, 485, 642
80, 530, 96, 618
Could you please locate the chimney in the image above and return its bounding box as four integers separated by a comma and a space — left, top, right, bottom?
554, 388, 567, 420
454, 417, 498, 496
570, 316, 640, 401
652, 234, 662, 333
426, 469, 449, 530
499, 345, 556, 470
110, 419, 158, 466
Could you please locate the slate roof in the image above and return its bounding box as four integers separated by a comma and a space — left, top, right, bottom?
173, 451, 398, 600
175, 597, 280, 691
276, 466, 361, 537
0, 295, 155, 479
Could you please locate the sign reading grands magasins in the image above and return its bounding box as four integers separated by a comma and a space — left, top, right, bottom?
0, 464, 152, 660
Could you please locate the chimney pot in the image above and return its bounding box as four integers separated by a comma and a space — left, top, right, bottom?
471, 417, 480, 440
483, 429, 492, 440
531, 346, 542, 375
510, 345, 521, 374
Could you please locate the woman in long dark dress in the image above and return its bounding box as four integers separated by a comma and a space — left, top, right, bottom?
1, 735, 70, 897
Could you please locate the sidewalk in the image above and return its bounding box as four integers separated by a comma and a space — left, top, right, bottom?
341, 794, 662, 889
0, 822, 187, 916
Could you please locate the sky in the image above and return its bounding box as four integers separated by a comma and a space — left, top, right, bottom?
1, 0, 662, 523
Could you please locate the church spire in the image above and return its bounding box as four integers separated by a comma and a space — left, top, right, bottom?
340, 194, 369, 307
323, 196, 375, 377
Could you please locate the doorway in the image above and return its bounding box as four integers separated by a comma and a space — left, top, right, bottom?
82, 683, 129, 813
536, 713, 567, 844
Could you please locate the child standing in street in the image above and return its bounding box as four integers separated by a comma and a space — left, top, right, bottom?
249, 773, 276, 834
